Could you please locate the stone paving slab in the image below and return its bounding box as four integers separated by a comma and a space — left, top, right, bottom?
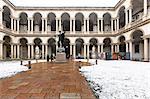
0, 61, 95, 99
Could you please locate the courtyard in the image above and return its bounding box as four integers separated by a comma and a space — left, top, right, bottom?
0, 60, 95, 99
0, 60, 150, 99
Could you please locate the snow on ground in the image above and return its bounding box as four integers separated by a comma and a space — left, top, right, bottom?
79, 59, 150, 99
0, 60, 46, 79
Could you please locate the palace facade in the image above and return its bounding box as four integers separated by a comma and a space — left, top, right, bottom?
0, 0, 150, 61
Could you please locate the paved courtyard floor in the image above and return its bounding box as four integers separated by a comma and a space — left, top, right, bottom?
0, 61, 95, 99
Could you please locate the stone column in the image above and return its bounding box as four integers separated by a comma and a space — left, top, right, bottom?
129, 41, 132, 60
101, 19, 103, 33
0, 8, 2, 28
42, 44, 45, 59
31, 19, 33, 33
101, 44, 103, 53
144, 0, 148, 17
84, 44, 86, 59
87, 18, 89, 34
14, 19, 16, 31
73, 44, 76, 58
31, 44, 34, 59
11, 44, 14, 59
129, 7, 132, 23
126, 42, 129, 52
125, 9, 128, 25
117, 17, 119, 30
111, 44, 114, 53
144, 38, 149, 61
111, 19, 114, 33
11, 17, 14, 31
56, 18, 58, 32
0, 42, 3, 60
87, 44, 89, 59
17, 18, 20, 33
117, 44, 119, 52
45, 44, 48, 57
114, 19, 117, 31
28, 44, 30, 59
84, 19, 86, 33
73, 19, 75, 33
70, 44, 72, 56
17, 44, 20, 59
59, 18, 61, 31
97, 19, 100, 33
14, 45, 17, 59
97, 44, 100, 53
70, 18, 72, 32
42, 18, 45, 33
45, 18, 47, 33
28, 18, 30, 33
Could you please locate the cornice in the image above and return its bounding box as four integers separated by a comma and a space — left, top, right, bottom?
14, 7, 115, 11
114, 0, 125, 10
2, 0, 126, 11
2, 0, 15, 10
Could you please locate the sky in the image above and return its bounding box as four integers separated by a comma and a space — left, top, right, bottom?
9, 0, 120, 7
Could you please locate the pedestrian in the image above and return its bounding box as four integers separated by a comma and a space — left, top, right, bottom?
51, 54, 53, 62
47, 54, 49, 62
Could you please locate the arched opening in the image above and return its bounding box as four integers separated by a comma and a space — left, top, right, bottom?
2, 6, 11, 29
3, 36, 11, 59
47, 13, 56, 32
103, 38, 111, 52
132, 0, 144, 21
19, 13, 28, 33
103, 13, 111, 32
48, 38, 56, 57
61, 13, 70, 31
20, 38, 28, 59
131, 30, 144, 60
33, 13, 42, 32
89, 38, 98, 58
64, 38, 70, 58
75, 38, 84, 58
75, 13, 84, 32
118, 36, 126, 52
34, 38, 42, 59
89, 13, 97, 32
118, 6, 126, 29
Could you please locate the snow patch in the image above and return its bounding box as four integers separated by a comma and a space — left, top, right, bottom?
79, 59, 150, 99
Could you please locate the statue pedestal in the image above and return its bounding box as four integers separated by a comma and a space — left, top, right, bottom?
56, 47, 67, 63
56, 52, 66, 63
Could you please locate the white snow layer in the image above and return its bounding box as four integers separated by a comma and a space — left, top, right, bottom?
0, 60, 46, 79
79, 59, 150, 99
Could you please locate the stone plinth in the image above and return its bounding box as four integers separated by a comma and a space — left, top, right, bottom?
60, 93, 81, 99
56, 52, 66, 63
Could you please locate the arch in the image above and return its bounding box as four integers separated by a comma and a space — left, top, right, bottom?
131, 30, 144, 60
75, 13, 84, 31
47, 13, 56, 31
75, 38, 84, 57
64, 38, 70, 58
47, 38, 56, 56
3, 36, 12, 59
132, 0, 144, 16
33, 12, 42, 32
2, 6, 11, 29
89, 12, 98, 32
61, 13, 70, 31
118, 6, 126, 29
103, 38, 111, 52
20, 38, 28, 59
118, 35, 126, 52
19, 12, 28, 33
89, 38, 98, 58
103, 13, 111, 32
